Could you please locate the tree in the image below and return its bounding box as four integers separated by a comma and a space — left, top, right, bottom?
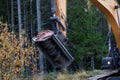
67, 0, 108, 69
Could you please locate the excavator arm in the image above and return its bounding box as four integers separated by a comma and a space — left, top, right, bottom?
90, 0, 120, 70
90, 0, 120, 50
54, 0, 67, 36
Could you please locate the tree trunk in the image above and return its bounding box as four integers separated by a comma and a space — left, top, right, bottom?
7, 0, 10, 24
36, 0, 41, 32
11, 0, 14, 32
17, 0, 22, 37
30, 0, 33, 38
36, 0, 44, 78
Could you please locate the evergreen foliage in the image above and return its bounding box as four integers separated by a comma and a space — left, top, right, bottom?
67, 0, 108, 65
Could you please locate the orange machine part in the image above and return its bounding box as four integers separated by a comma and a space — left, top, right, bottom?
55, 0, 67, 36
90, 0, 120, 50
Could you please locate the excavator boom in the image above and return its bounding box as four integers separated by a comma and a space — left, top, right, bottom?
90, 0, 120, 50
54, 0, 67, 36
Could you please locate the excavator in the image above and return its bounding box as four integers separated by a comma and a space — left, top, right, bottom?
32, 0, 120, 79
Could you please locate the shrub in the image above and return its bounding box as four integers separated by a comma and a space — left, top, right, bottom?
0, 22, 37, 79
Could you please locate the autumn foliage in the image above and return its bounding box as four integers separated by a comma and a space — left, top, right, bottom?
0, 22, 37, 80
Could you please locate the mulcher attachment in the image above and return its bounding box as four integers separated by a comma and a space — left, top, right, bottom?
32, 30, 74, 69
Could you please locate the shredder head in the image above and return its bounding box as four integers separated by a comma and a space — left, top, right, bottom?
32, 30, 74, 69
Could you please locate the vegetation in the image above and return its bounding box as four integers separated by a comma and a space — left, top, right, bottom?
67, 0, 108, 68
44, 70, 103, 80
0, 22, 37, 79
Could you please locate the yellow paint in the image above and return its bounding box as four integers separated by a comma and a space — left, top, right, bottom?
55, 0, 67, 36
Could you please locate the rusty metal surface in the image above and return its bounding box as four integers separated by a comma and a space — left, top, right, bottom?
32, 30, 54, 41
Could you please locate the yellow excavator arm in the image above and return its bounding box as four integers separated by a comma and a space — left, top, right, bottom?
91, 0, 120, 50
55, 0, 67, 36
